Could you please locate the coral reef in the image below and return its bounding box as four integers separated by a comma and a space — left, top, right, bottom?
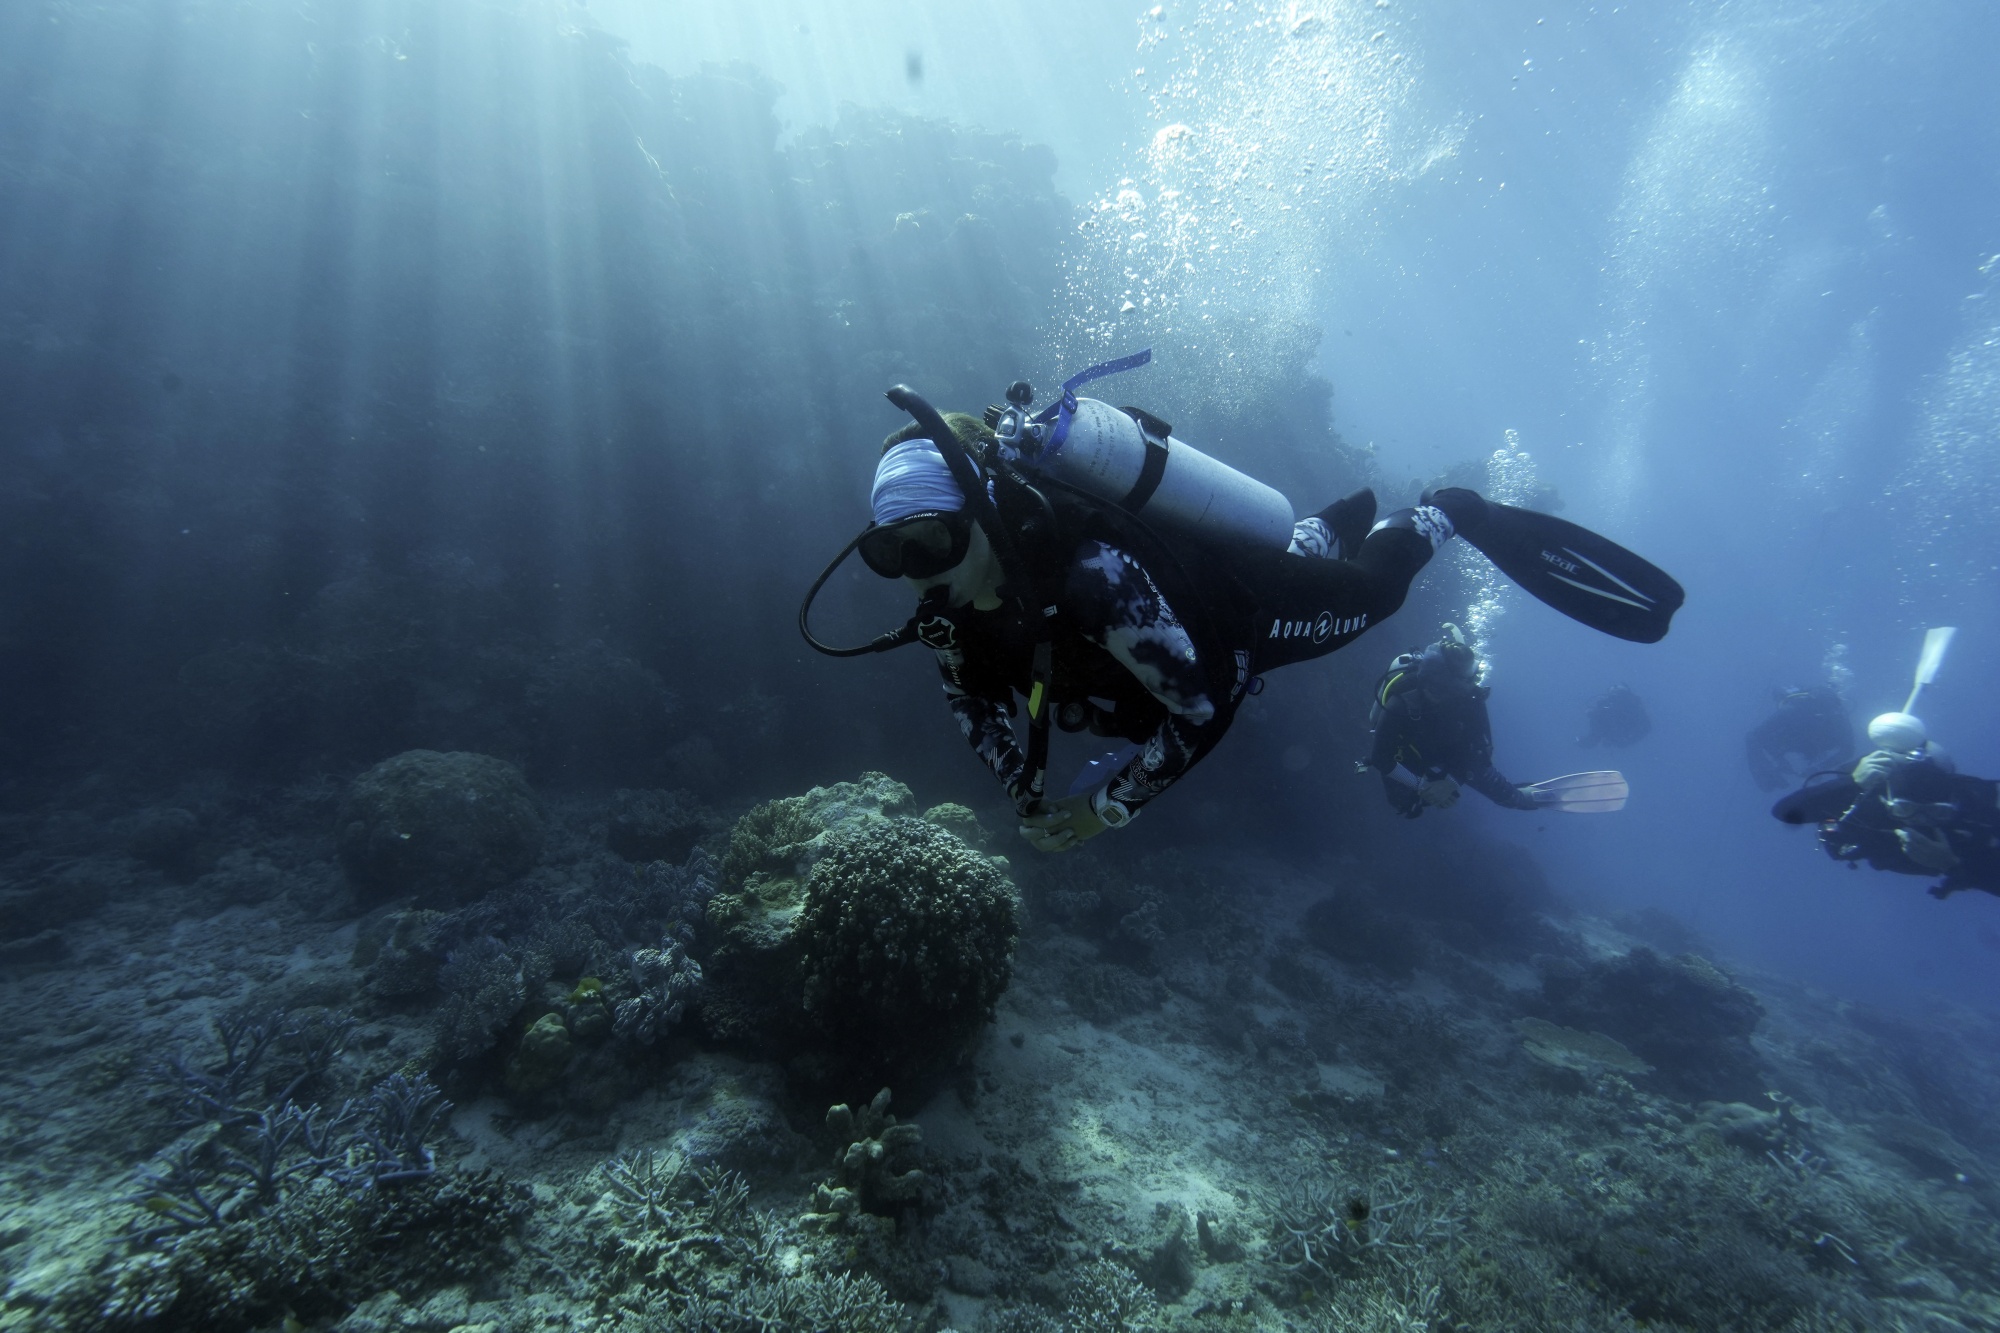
1538, 947, 1766, 1101
583, 1148, 909, 1332
797, 818, 1020, 1079
336, 750, 545, 909
809, 1088, 928, 1227
5, 761, 1999, 1333
612, 938, 703, 1045
701, 774, 917, 1045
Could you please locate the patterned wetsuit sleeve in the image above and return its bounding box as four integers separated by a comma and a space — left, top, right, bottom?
940, 671, 1029, 808
1066, 541, 1223, 812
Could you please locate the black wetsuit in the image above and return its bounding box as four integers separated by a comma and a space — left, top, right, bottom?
926, 503, 1445, 815
1778, 756, 2000, 898
1365, 667, 1537, 817
1746, 686, 1851, 792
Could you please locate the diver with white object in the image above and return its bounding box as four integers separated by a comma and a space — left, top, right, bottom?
1359, 624, 1624, 817
798, 350, 1683, 851
1772, 627, 2000, 899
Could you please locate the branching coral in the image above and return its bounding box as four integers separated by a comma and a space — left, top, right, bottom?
1265, 1170, 1463, 1287
130, 1072, 454, 1238
588, 1147, 909, 1332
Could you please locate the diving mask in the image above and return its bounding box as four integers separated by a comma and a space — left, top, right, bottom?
856, 511, 972, 581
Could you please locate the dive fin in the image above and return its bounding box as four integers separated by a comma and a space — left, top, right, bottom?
1903, 625, 1956, 713
1459, 503, 1684, 644
1525, 770, 1629, 813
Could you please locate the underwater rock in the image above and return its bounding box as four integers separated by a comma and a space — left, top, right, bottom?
1538, 947, 1765, 1101
1865, 1113, 1983, 1181
354, 909, 452, 999
194, 848, 289, 907
605, 787, 714, 863
504, 1012, 573, 1096
1065, 958, 1172, 1023
0, 864, 115, 943
944, 1253, 998, 1296
810, 1088, 927, 1227
798, 817, 1020, 1078
118, 805, 212, 880
1135, 1211, 1198, 1298
0, 927, 69, 967
337, 750, 544, 909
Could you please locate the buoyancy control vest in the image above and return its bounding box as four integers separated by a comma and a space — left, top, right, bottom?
1369, 655, 1495, 773
972, 475, 1248, 734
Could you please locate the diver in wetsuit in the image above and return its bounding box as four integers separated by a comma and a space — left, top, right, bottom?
1745, 684, 1851, 792
1579, 684, 1650, 748
801, 370, 1682, 853
861, 412, 1454, 850
1364, 625, 1538, 818
1775, 712, 2000, 899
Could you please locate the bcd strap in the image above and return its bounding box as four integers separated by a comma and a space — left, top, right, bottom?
1122, 434, 1170, 511
1033, 347, 1154, 459
1024, 639, 1055, 803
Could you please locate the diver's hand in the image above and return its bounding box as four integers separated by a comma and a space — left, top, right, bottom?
1852, 750, 1901, 789
1019, 793, 1109, 853
1417, 776, 1461, 809
1897, 827, 1960, 873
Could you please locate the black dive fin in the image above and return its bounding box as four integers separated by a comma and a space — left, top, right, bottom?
1461, 503, 1685, 643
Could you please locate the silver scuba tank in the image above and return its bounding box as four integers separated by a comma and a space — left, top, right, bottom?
1018, 396, 1296, 553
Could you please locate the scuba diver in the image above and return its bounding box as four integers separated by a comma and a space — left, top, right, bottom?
1745, 683, 1851, 792
799, 351, 1684, 852
1578, 683, 1650, 748
1773, 711, 2000, 899
1363, 625, 1538, 818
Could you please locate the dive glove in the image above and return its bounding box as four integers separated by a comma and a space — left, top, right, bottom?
1019, 789, 1127, 853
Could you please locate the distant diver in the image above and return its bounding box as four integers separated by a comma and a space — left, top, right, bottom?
1745, 683, 1851, 792
799, 350, 1684, 852
1362, 624, 1538, 817
1774, 711, 2000, 899
1578, 683, 1650, 748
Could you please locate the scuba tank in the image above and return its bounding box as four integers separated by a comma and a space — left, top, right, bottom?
992, 350, 1295, 555
1030, 398, 1297, 554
